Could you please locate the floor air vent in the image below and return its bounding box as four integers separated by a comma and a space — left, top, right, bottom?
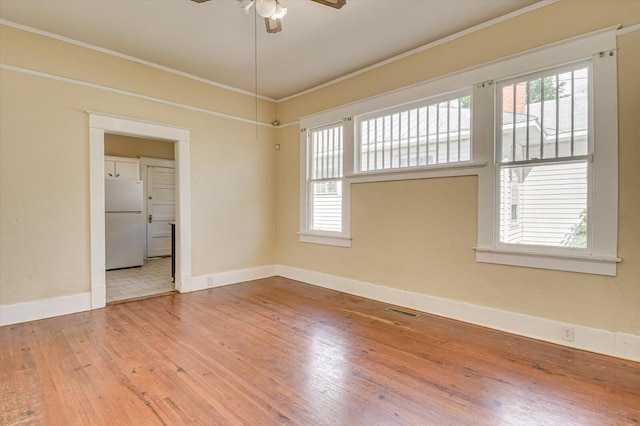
384, 307, 419, 318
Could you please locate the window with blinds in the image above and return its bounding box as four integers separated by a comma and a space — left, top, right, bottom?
497, 62, 590, 249
308, 124, 343, 232
357, 92, 471, 172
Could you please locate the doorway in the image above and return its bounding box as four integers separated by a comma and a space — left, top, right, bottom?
103, 135, 176, 303
89, 112, 191, 310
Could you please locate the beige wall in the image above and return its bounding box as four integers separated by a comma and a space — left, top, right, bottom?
1, 1, 638, 338
105, 134, 175, 160
0, 25, 277, 305
276, 1, 640, 335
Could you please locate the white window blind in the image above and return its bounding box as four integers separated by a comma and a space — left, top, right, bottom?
308, 124, 343, 232
497, 62, 590, 249
357, 93, 471, 172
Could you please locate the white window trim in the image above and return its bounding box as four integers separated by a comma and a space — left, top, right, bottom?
354, 88, 473, 174
494, 61, 593, 255
347, 160, 486, 183
299, 119, 353, 247
475, 28, 620, 276
299, 26, 620, 262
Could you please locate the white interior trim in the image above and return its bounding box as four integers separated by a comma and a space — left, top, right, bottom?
278, 23, 640, 129
475, 28, 619, 275
0, 292, 92, 326
298, 25, 620, 129
280, 23, 625, 128
1, 1, 557, 104
276, 265, 640, 362
347, 161, 486, 184
298, 233, 352, 248
276, 0, 558, 103
139, 157, 175, 168
4, 264, 638, 362
190, 265, 277, 292
0, 263, 274, 325
475, 247, 620, 276
0, 64, 273, 127
5, 7, 632, 106
616, 23, 640, 35
298, 27, 620, 252
88, 112, 192, 308
298, 119, 353, 247
0, 19, 275, 102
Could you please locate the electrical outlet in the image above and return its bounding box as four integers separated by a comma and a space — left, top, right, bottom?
207, 276, 214, 287
561, 326, 574, 342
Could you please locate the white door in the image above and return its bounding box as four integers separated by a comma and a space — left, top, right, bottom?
146, 166, 175, 257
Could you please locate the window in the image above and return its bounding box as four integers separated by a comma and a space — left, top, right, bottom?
299, 122, 351, 247
299, 27, 618, 265
476, 27, 619, 276
356, 92, 471, 173
497, 63, 590, 250
308, 124, 343, 232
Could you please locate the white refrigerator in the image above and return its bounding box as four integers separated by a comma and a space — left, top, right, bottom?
105, 179, 144, 270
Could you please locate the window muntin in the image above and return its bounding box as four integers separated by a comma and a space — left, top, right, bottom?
308, 124, 343, 233
496, 62, 591, 250
357, 93, 471, 173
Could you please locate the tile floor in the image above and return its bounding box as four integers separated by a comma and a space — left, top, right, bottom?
106, 257, 174, 303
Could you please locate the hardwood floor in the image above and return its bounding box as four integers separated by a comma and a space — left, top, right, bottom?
1, 277, 639, 425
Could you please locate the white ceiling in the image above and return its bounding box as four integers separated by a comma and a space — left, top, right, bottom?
0, 0, 540, 100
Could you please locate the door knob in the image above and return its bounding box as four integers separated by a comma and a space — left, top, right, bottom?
148, 214, 153, 223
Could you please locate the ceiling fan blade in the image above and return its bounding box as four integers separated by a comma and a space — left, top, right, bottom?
191, 0, 210, 3
311, 0, 346, 9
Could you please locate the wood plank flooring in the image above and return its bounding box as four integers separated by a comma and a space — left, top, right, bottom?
1, 276, 639, 425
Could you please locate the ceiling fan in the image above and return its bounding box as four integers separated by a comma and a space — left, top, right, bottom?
191, 0, 346, 34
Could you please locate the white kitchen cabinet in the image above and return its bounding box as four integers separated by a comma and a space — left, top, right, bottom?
105, 156, 140, 179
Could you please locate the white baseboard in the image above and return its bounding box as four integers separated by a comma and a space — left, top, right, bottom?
0, 265, 277, 327
276, 265, 640, 362
190, 265, 278, 292
0, 292, 92, 327
3, 265, 638, 363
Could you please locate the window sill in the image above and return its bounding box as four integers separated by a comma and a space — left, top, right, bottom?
474, 247, 621, 276
347, 161, 486, 184
299, 232, 352, 248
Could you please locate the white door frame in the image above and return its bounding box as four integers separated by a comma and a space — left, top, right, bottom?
89, 112, 192, 308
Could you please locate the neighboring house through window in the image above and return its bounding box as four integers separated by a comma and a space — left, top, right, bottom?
356, 92, 471, 173
497, 63, 590, 249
